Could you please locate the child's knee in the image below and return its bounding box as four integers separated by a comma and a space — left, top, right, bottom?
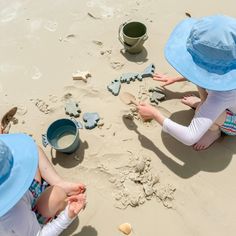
51, 185, 67, 199
35, 186, 67, 218
51, 186, 67, 213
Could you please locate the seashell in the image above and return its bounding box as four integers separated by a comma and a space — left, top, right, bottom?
118, 223, 132, 235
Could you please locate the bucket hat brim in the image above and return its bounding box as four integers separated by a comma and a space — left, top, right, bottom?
165, 18, 236, 91
0, 133, 38, 217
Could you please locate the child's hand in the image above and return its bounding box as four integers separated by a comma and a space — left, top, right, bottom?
61, 181, 86, 196
137, 102, 157, 121
67, 193, 86, 219
71, 183, 86, 195
153, 73, 185, 86
137, 102, 165, 125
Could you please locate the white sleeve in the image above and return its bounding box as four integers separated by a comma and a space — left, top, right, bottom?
37, 206, 75, 236
162, 92, 229, 145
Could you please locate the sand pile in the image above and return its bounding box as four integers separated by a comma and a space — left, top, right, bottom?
110, 154, 176, 209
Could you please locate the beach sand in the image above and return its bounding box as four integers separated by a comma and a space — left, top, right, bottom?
1, 0, 236, 235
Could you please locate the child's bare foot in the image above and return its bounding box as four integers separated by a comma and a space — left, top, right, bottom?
193, 129, 221, 151
57, 181, 86, 196
181, 95, 201, 109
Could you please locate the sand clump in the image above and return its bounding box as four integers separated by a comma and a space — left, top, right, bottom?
110, 61, 124, 70
101, 154, 176, 209
32, 98, 52, 114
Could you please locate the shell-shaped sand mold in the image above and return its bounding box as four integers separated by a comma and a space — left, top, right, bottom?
118, 223, 132, 235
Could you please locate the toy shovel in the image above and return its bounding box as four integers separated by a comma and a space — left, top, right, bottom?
120, 92, 138, 106
1, 107, 17, 132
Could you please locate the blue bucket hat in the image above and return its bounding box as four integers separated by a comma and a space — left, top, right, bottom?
0, 133, 38, 217
165, 15, 236, 91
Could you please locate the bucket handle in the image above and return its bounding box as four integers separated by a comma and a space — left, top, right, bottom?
118, 22, 148, 51
71, 118, 83, 129
118, 22, 127, 46
42, 134, 49, 147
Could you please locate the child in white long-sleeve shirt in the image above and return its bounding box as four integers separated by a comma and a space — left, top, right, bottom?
138, 15, 236, 151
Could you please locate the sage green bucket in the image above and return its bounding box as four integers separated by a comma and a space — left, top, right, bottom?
118, 21, 148, 54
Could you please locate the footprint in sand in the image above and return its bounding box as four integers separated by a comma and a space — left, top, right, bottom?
59, 34, 76, 43
0, 2, 22, 23
63, 85, 78, 94
86, 1, 114, 18
49, 95, 58, 103
100, 49, 112, 56
16, 105, 27, 116
29, 66, 42, 80
32, 99, 51, 114
110, 61, 124, 70
44, 20, 58, 32
100, 5, 114, 18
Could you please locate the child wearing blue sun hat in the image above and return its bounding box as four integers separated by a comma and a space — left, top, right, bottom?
138, 15, 236, 151
0, 133, 86, 235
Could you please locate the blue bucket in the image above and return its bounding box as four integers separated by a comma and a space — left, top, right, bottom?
42, 118, 83, 154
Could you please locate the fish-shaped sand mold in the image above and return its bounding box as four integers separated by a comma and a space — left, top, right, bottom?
119, 63, 156, 84
120, 72, 142, 83
141, 63, 155, 78
107, 79, 121, 96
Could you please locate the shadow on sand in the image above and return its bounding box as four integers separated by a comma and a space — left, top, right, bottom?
120, 47, 148, 64
156, 86, 199, 100
50, 140, 89, 168
61, 220, 98, 236
73, 225, 98, 236
122, 112, 235, 178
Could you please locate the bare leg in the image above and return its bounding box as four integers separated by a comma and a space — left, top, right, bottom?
181, 95, 202, 108
197, 86, 208, 101
193, 111, 226, 151
35, 186, 67, 218
37, 146, 61, 185
36, 146, 86, 195
181, 86, 226, 151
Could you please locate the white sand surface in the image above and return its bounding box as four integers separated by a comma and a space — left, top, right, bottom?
1, 0, 236, 235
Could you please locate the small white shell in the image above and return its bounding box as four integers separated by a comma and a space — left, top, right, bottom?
118, 223, 132, 235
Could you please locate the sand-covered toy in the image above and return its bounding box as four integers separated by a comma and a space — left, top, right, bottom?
107, 79, 121, 96
72, 70, 91, 82
83, 112, 100, 129
65, 100, 81, 117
